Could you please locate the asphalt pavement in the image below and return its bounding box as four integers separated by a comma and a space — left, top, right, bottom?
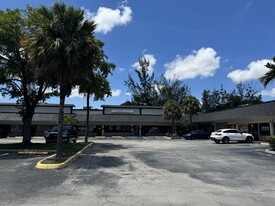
0, 138, 274, 206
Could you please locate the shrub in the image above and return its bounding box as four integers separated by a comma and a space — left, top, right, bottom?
266, 136, 275, 150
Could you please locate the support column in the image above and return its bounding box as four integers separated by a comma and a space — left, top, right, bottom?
101, 125, 105, 136
236, 123, 239, 130
270, 121, 274, 136
139, 125, 142, 137
257, 123, 260, 136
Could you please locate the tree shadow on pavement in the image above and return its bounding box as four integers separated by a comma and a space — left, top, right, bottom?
77, 156, 125, 169
0, 152, 46, 160
89, 142, 131, 154
73, 143, 128, 169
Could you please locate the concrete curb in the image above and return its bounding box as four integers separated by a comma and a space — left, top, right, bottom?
265, 148, 275, 155
95, 136, 106, 139
36, 142, 93, 169
260, 142, 269, 145
111, 136, 123, 139
18, 151, 50, 155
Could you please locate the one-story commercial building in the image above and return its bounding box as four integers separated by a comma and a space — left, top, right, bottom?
0, 101, 274, 140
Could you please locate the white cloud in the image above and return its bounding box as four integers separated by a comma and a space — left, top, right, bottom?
84, 4, 132, 34
111, 89, 121, 97
132, 54, 156, 75
260, 88, 275, 97
164, 47, 220, 80
70, 86, 84, 98
227, 59, 270, 83
125, 92, 132, 96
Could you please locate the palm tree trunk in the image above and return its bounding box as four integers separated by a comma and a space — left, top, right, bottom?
172, 119, 175, 134
56, 85, 66, 158
85, 92, 90, 142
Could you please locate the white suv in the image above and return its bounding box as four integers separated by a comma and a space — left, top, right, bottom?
210, 129, 254, 144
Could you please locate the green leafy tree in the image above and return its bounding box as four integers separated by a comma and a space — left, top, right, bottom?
163, 100, 182, 134
124, 57, 158, 106
260, 57, 275, 87
201, 83, 261, 112
155, 75, 190, 105
201, 89, 211, 112
0, 8, 56, 145
183, 96, 200, 131
124, 59, 190, 106
23, 3, 104, 158
64, 114, 77, 126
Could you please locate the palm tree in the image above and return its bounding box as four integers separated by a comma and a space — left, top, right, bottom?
79, 71, 112, 142
183, 96, 200, 131
163, 100, 182, 134
22, 3, 101, 158
260, 57, 275, 87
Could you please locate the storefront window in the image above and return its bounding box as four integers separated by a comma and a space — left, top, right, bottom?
259, 123, 270, 136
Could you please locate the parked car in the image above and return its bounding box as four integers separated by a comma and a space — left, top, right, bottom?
148, 127, 160, 133
0, 128, 8, 138
182, 130, 210, 140
44, 126, 77, 143
210, 129, 254, 144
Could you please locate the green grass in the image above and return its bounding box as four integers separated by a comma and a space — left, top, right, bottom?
41, 157, 68, 164
40, 142, 92, 164
62, 142, 91, 157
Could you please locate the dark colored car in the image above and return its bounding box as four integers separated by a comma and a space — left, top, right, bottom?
44, 126, 77, 143
182, 130, 210, 140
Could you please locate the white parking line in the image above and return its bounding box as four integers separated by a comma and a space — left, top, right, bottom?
0, 153, 9, 157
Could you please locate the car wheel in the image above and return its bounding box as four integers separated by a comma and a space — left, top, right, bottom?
222, 137, 230, 144
72, 139, 76, 143
214, 140, 220, 144
246, 136, 253, 143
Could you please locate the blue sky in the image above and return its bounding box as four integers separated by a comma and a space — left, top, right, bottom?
1, 0, 275, 109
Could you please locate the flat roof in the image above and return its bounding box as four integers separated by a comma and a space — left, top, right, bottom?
0, 103, 75, 107
101, 105, 163, 109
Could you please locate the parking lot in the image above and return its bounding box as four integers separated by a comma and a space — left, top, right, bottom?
0, 138, 274, 206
